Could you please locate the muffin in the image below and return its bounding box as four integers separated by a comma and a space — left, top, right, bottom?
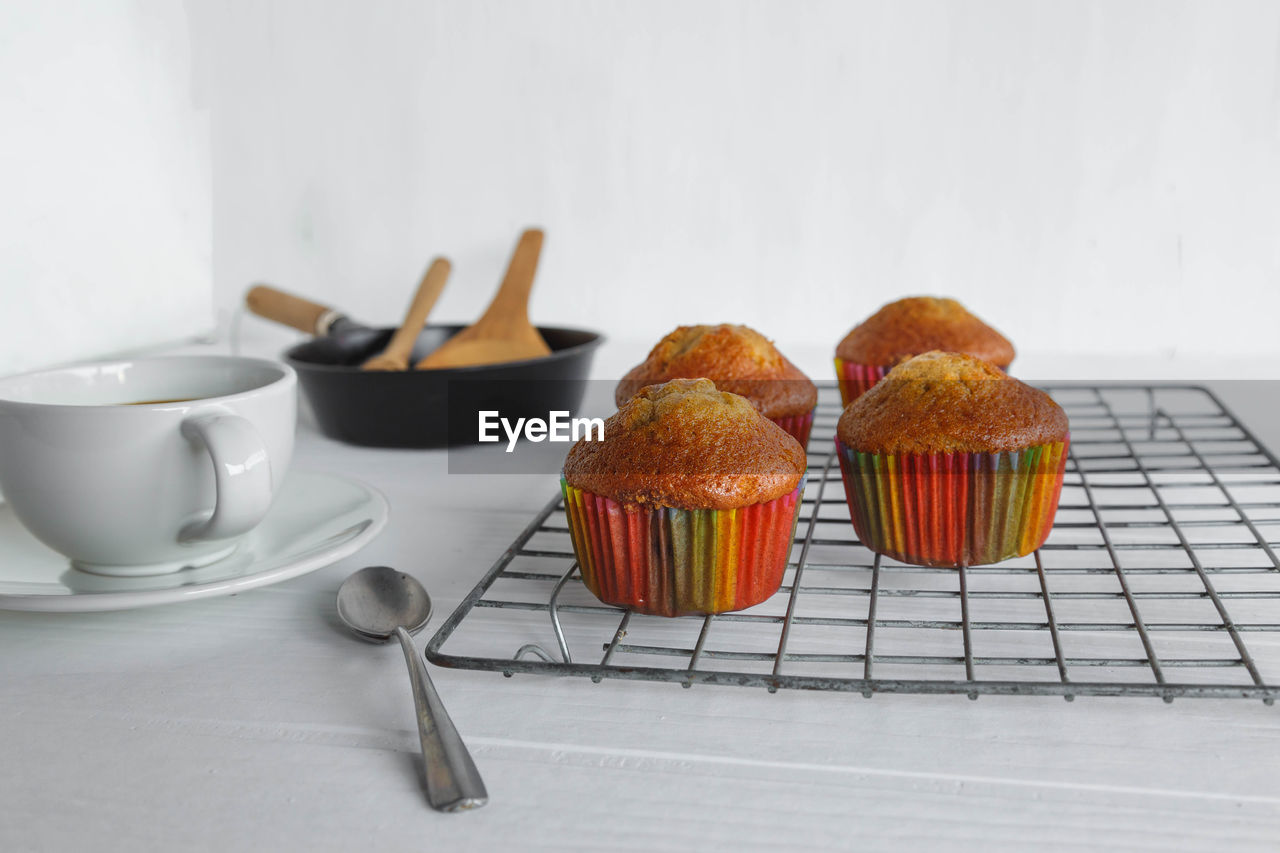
835, 352, 1068, 567
834, 297, 1015, 406
563, 379, 807, 617
617, 324, 818, 447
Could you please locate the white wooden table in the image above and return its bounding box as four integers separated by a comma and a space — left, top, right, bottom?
2, 331, 1278, 852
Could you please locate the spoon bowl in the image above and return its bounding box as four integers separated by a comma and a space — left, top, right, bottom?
336, 566, 488, 812
337, 565, 433, 638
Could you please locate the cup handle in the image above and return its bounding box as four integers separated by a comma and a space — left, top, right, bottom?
178, 413, 274, 543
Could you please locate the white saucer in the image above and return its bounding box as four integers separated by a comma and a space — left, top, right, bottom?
0, 470, 388, 612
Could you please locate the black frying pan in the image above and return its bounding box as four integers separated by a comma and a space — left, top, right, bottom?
247, 286, 603, 448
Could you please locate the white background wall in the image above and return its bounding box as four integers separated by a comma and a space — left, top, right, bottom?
5, 1, 1280, 376
0, 0, 211, 375
201, 0, 1280, 375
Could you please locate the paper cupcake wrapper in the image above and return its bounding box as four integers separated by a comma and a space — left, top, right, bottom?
835, 438, 1068, 567
835, 357, 1014, 407
562, 478, 805, 617
834, 358, 890, 407
770, 409, 815, 448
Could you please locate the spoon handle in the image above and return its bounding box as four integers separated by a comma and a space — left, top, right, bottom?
394, 626, 489, 812
362, 258, 452, 370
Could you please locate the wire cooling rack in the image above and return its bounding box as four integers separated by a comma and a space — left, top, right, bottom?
425, 384, 1280, 702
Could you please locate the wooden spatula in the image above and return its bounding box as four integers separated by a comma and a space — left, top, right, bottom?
361, 258, 452, 371
415, 229, 552, 369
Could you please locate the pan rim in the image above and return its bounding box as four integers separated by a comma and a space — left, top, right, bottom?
282, 324, 605, 375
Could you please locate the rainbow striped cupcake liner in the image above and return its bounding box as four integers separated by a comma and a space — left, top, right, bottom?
562, 478, 806, 617
770, 408, 815, 449
835, 357, 1013, 407
835, 438, 1068, 567
834, 358, 890, 407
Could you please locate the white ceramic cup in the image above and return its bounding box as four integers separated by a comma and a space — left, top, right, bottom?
0, 355, 296, 576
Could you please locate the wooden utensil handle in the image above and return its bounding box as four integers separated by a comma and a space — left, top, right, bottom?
475, 228, 543, 329
380, 258, 452, 364
245, 285, 341, 335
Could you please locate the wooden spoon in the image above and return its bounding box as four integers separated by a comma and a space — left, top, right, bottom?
361, 258, 452, 371
415, 229, 552, 369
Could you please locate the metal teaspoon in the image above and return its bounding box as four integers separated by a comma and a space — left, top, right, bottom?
336, 565, 488, 812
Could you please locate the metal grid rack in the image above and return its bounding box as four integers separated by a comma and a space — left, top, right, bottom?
425, 384, 1280, 702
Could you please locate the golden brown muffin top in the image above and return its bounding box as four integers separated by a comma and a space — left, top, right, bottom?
565, 378, 807, 510
616, 324, 817, 419
837, 351, 1068, 455
835, 297, 1015, 367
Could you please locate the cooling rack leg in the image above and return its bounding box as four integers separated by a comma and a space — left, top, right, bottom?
862, 554, 882, 698
510, 562, 580, 667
